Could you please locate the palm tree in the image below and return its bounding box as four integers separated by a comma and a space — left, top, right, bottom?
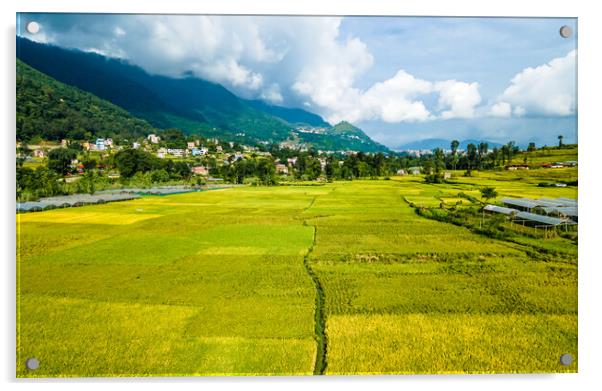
450, 140, 460, 170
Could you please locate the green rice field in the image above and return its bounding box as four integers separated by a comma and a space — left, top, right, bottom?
16, 168, 578, 376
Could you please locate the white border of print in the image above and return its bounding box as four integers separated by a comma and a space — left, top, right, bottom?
1, 1, 600, 391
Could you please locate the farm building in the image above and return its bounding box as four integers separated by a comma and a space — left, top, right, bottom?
537, 206, 578, 222
501, 197, 577, 212
486, 196, 578, 229
483, 204, 518, 216
500, 197, 539, 212
513, 211, 576, 228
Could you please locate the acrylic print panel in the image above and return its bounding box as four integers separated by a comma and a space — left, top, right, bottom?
15, 13, 577, 377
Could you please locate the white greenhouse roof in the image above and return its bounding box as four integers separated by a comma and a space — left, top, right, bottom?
514, 211, 575, 226
484, 205, 518, 215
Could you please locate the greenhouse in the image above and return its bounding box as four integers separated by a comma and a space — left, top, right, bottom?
16, 193, 140, 213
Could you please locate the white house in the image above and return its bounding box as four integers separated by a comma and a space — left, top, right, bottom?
276, 164, 289, 174
168, 148, 185, 157
147, 134, 160, 144
95, 138, 106, 151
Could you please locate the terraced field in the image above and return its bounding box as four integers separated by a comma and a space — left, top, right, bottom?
17, 172, 578, 376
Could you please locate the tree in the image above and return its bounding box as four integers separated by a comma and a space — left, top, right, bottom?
114, 148, 157, 178
325, 156, 336, 182
256, 158, 277, 185
466, 143, 477, 170
48, 147, 77, 177
478, 142, 489, 169
76, 170, 98, 194
527, 142, 536, 152
451, 140, 460, 156
424, 151, 446, 184
480, 187, 498, 202
150, 169, 170, 183
558, 135, 564, 148
172, 161, 192, 180
161, 128, 187, 149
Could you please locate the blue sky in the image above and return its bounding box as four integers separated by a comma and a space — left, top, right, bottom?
17, 14, 577, 147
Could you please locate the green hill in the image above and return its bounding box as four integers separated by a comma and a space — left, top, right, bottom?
17, 59, 155, 142
17, 37, 388, 152
296, 121, 388, 152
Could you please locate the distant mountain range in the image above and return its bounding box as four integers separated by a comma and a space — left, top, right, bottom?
395, 138, 504, 151
16, 36, 388, 152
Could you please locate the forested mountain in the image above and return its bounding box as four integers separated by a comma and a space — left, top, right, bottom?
296, 121, 389, 152
17, 36, 388, 151
17, 59, 155, 142
244, 99, 330, 127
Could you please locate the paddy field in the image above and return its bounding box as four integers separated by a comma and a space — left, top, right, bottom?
16, 168, 578, 376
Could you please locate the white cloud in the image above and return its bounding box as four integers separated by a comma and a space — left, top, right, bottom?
358, 70, 434, 123
489, 101, 512, 118
113, 26, 125, 37
435, 80, 481, 119
260, 83, 284, 104
26, 15, 493, 125
498, 50, 576, 116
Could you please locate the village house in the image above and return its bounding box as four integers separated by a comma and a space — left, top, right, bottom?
167, 148, 185, 157
95, 138, 106, 151
192, 166, 209, 176
275, 164, 289, 174
216, 145, 223, 152
396, 169, 406, 175
82, 141, 90, 151
105, 138, 114, 147
507, 164, 529, 170
157, 147, 167, 158
132, 142, 141, 149
33, 149, 46, 158
187, 141, 196, 149
319, 158, 327, 170
287, 157, 298, 165
443, 172, 452, 179
147, 134, 160, 144
191, 147, 208, 156
408, 167, 421, 175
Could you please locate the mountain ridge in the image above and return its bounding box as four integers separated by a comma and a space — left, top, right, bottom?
17, 36, 387, 152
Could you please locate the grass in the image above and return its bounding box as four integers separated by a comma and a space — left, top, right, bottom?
17, 168, 577, 376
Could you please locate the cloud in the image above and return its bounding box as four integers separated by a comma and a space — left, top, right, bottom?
489, 101, 512, 118
260, 83, 284, 104
358, 70, 434, 123
435, 80, 481, 119
498, 50, 576, 116
22, 14, 541, 126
